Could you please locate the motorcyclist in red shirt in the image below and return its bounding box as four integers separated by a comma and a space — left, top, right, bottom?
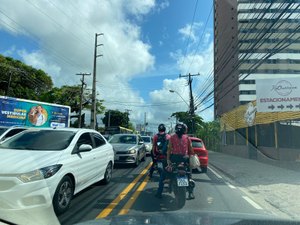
166, 123, 195, 199
149, 124, 170, 179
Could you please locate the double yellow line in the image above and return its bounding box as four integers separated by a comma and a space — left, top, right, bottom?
96, 162, 152, 219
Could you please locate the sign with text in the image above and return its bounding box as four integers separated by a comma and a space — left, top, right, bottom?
256, 78, 300, 112
0, 96, 70, 127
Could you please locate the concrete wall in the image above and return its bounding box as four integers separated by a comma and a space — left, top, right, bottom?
220, 145, 248, 158
221, 144, 300, 162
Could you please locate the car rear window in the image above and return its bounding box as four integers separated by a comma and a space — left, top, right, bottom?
192, 140, 203, 148
142, 136, 151, 142
0, 130, 76, 151
109, 135, 137, 144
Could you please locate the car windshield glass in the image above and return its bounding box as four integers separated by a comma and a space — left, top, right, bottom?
0, 130, 76, 150
0, 128, 7, 136
109, 135, 137, 144
142, 137, 151, 143
192, 140, 203, 148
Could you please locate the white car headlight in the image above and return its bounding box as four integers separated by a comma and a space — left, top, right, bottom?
17, 164, 62, 183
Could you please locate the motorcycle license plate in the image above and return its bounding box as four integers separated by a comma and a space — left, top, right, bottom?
177, 176, 189, 187
157, 162, 163, 169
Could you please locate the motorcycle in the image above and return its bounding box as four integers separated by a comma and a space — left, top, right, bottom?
164, 159, 191, 208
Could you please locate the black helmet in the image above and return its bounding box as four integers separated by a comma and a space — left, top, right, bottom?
175, 123, 186, 136
158, 124, 166, 132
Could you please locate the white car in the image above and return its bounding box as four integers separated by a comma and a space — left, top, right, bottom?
0, 126, 28, 142
0, 128, 114, 220
141, 135, 153, 155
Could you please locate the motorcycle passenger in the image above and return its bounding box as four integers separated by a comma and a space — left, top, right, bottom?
149, 124, 170, 178
166, 123, 195, 199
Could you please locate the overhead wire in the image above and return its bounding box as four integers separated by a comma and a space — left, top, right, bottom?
25, 0, 92, 49
196, 1, 299, 113
180, 0, 199, 69
197, 1, 292, 105
185, 4, 213, 76
213, 1, 300, 108
0, 8, 81, 85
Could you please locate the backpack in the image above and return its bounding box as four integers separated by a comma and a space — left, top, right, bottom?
156, 133, 168, 155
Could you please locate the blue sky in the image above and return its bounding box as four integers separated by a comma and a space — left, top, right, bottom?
0, 0, 214, 132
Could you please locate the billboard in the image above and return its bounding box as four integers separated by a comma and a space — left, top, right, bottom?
256, 78, 300, 112
0, 96, 70, 128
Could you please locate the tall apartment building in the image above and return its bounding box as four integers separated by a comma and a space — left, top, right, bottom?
214, 0, 300, 118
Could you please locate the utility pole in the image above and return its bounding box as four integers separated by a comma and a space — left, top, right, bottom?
6, 71, 13, 96
108, 110, 111, 128
76, 72, 91, 128
91, 33, 104, 130
125, 109, 132, 128
179, 73, 200, 134
144, 112, 147, 135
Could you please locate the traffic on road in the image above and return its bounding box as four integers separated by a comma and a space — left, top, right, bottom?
1, 0, 300, 225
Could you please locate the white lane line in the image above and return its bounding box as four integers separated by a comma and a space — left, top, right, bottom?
225, 182, 236, 189
243, 196, 263, 210
208, 167, 222, 179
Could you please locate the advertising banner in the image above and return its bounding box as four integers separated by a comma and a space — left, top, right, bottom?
0, 96, 70, 127
256, 78, 300, 112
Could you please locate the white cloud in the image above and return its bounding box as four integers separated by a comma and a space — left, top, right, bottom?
0, 0, 157, 124
2, 45, 16, 56
125, 0, 155, 16
178, 22, 203, 44
157, 0, 170, 12
18, 49, 61, 81
156, 38, 214, 123
148, 78, 190, 124
170, 41, 213, 75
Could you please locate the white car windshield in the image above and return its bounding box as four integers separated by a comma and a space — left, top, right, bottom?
0, 130, 76, 150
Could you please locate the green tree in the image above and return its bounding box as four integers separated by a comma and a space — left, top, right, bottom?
196, 120, 220, 151
128, 122, 135, 131
102, 110, 130, 128
171, 111, 204, 134
0, 55, 53, 99
41, 86, 105, 128
40, 85, 81, 113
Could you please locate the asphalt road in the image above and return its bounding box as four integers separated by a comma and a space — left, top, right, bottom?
58, 156, 273, 225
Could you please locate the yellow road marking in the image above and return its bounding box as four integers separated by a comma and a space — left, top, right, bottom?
96, 162, 152, 219
118, 175, 150, 215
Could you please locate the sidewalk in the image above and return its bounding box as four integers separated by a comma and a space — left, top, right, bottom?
208, 151, 300, 219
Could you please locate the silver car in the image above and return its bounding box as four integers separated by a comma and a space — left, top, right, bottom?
109, 134, 146, 166
141, 135, 153, 155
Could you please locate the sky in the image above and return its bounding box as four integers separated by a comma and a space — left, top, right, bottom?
0, 0, 214, 133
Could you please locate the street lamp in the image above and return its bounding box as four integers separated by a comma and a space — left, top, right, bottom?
169, 90, 189, 107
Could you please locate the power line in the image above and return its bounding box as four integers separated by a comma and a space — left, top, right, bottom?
196, 2, 299, 113
181, 0, 199, 68
185, 4, 213, 75
214, 3, 300, 107
25, 0, 91, 49
199, 2, 297, 108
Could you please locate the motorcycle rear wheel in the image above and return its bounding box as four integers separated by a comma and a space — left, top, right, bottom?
174, 186, 186, 208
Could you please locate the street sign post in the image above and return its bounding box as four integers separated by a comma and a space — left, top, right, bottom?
256, 77, 300, 112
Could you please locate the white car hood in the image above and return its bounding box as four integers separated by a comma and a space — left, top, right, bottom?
0, 149, 63, 174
